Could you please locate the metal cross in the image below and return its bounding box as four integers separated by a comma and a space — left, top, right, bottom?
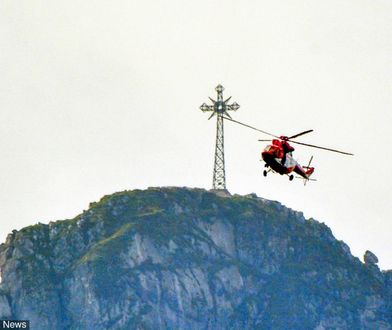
200, 85, 240, 190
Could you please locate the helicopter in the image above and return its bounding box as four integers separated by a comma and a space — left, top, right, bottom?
221, 116, 353, 183
259, 130, 353, 183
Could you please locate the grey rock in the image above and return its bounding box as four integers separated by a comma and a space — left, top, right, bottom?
364, 250, 379, 265
0, 187, 390, 329
0, 293, 11, 318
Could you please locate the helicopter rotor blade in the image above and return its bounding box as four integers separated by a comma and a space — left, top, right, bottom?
216, 116, 353, 156
258, 139, 273, 142
288, 130, 314, 140
222, 116, 279, 138
290, 141, 354, 156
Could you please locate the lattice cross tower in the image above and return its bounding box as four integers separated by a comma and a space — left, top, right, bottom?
200, 85, 240, 190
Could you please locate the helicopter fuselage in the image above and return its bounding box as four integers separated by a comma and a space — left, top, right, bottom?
261, 140, 313, 180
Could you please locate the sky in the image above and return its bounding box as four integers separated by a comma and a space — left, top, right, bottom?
1, 0, 391, 269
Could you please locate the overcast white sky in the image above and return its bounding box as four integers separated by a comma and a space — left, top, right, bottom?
1, 0, 391, 269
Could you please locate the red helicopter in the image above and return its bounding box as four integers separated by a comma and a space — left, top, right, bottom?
222, 116, 353, 183
259, 130, 353, 183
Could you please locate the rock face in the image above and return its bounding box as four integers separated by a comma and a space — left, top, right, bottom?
0, 187, 391, 329
364, 250, 379, 265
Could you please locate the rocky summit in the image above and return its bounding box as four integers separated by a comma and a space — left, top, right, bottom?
0, 187, 391, 329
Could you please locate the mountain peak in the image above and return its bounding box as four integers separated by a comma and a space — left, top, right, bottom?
0, 187, 391, 329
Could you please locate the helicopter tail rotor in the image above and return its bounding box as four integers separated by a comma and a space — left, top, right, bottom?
303, 156, 314, 169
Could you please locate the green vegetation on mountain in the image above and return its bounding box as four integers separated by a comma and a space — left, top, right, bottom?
0, 187, 391, 329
